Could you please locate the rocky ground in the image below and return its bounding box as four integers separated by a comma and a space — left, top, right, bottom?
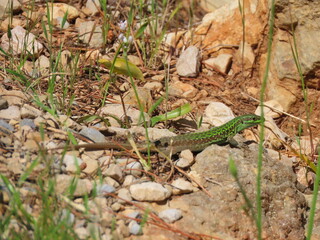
0, 0, 320, 239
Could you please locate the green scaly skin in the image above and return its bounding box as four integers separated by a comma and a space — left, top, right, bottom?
154, 114, 263, 153
54, 114, 263, 154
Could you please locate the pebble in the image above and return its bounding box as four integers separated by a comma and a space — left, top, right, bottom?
63, 154, 83, 173
175, 149, 194, 168
203, 102, 235, 126
130, 182, 171, 202
0, 105, 21, 120
171, 178, 195, 195
20, 119, 36, 129
20, 104, 41, 119
123, 175, 136, 187
104, 177, 120, 188
55, 175, 92, 197
129, 220, 142, 235
176, 46, 201, 77
124, 161, 143, 177
96, 184, 116, 195
158, 208, 182, 223
103, 163, 123, 182
79, 127, 106, 143
0, 119, 14, 132
117, 188, 132, 204
203, 53, 232, 74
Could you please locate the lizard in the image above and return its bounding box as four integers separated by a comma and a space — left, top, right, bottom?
52, 114, 263, 155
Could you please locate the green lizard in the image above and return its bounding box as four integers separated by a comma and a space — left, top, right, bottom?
55, 114, 263, 154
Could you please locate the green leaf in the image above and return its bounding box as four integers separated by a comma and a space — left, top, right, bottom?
150, 103, 192, 127
135, 22, 148, 39
98, 58, 144, 81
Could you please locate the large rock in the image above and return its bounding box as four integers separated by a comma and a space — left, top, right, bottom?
168, 143, 307, 239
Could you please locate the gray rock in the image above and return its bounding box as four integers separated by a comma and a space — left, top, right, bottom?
158, 208, 182, 223
20, 119, 36, 129
176, 46, 201, 77
128, 220, 142, 235
0, 119, 14, 132
129, 182, 171, 202
96, 184, 115, 195
123, 175, 136, 186
79, 127, 106, 143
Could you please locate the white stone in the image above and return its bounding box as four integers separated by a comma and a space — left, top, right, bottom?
203, 102, 235, 126
0, 26, 43, 56
63, 154, 83, 173
158, 208, 182, 223
130, 182, 171, 201
171, 178, 194, 195
204, 54, 232, 74
176, 46, 201, 77
103, 163, 123, 182
0, 105, 21, 120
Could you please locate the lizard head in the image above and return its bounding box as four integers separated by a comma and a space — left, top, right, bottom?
235, 114, 264, 132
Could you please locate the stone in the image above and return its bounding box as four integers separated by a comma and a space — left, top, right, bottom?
124, 161, 143, 177
129, 182, 171, 202
20, 104, 41, 119
79, 127, 106, 143
204, 54, 232, 74
0, 119, 14, 132
103, 163, 123, 182
100, 104, 150, 127
1, 26, 43, 56
45, 3, 79, 21
128, 221, 142, 235
117, 188, 132, 204
123, 175, 136, 187
123, 87, 153, 111
158, 209, 182, 223
203, 102, 235, 126
171, 178, 195, 195
63, 154, 83, 173
256, 99, 284, 119
0, 105, 21, 120
55, 175, 92, 197
86, 0, 101, 15
96, 184, 116, 196
195, 0, 268, 52
34, 55, 50, 75
78, 21, 104, 47
143, 82, 163, 92
168, 80, 198, 99
0, 0, 21, 18
167, 143, 307, 239
20, 119, 36, 129
175, 150, 194, 168
104, 177, 120, 188
176, 46, 201, 77
82, 158, 98, 175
